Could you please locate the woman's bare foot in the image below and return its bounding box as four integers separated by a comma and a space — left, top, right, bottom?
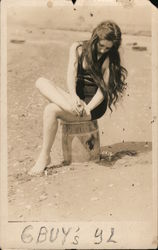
29, 153, 51, 176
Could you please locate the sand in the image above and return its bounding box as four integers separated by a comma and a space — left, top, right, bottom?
6, 6, 153, 222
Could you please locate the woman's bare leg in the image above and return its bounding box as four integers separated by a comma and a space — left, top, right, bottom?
29, 78, 91, 175
35, 77, 75, 113
29, 104, 58, 175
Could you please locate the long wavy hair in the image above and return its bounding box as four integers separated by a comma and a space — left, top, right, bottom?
76, 20, 128, 111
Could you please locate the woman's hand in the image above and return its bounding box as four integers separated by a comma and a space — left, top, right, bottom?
82, 103, 91, 117
72, 94, 82, 107
71, 95, 91, 117
71, 94, 84, 116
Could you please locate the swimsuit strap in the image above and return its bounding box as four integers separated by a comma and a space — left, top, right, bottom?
78, 50, 108, 73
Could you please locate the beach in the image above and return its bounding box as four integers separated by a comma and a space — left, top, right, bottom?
7, 4, 153, 222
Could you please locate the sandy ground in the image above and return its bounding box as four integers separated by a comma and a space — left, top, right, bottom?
7, 17, 153, 221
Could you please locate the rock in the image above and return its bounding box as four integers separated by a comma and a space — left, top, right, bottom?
126, 42, 137, 46
60, 170, 66, 174
54, 193, 59, 198
132, 46, 147, 51
44, 170, 48, 176
25, 205, 31, 210
39, 193, 48, 201
70, 167, 75, 171
91, 197, 99, 201
10, 39, 25, 44
144, 142, 149, 148
18, 214, 24, 218
108, 184, 114, 188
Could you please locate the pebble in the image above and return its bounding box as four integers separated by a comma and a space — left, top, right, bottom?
18, 214, 24, 218
44, 170, 48, 176
55, 193, 59, 197
25, 205, 31, 210
61, 170, 66, 174
91, 197, 99, 201
13, 162, 18, 167
83, 162, 89, 166
70, 167, 75, 171
39, 193, 48, 201
108, 184, 114, 188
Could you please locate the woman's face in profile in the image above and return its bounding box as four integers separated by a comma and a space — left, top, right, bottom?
97, 39, 113, 54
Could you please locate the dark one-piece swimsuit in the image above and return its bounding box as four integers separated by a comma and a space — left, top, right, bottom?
76, 54, 108, 120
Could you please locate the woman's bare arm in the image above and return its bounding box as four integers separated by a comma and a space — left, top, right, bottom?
67, 42, 80, 96
85, 57, 110, 113
86, 88, 104, 112
67, 42, 85, 115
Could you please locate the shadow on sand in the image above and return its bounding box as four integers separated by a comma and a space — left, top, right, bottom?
15, 141, 152, 180
99, 141, 152, 166
46, 141, 152, 171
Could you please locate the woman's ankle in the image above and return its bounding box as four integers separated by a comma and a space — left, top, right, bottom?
39, 150, 51, 158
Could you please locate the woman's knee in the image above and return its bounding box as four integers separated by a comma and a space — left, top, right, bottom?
35, 77, 45, 89
44, 103, 60, 119
35, 77, 55, 90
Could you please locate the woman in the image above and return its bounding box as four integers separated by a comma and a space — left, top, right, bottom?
29, 20, 127, 175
